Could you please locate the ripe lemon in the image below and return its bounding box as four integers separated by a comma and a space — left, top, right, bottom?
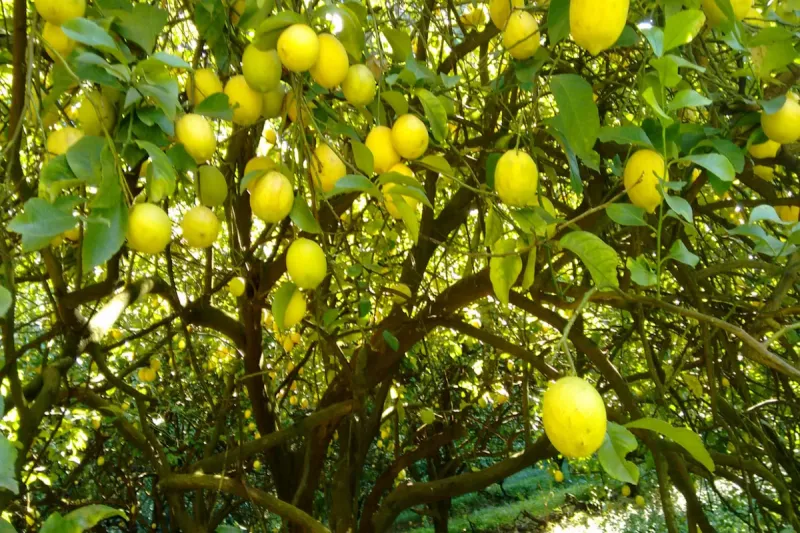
461, 8, 486, 27
262, 83, 287, 119
286, 238, 327, 289
190, 68, 223, 106
97, 456, 105, 466
623, 150, 665, 213
127, 203, 172, 254
389, 282, 412, 304
150, 358, 161, 372
244, 156, 276, 191
494, 149, 538, 207
181, 206, 220, 248
503, 11, 540, 60
721, 376, 730, 387
702, 0, 751, 27
283, 89, 313, 124
250, 171, 294, 223
530, 195, 557, 238
280, 288, 307, 329
571, 0, 629, 56
242, 45, 282, 93
553, 470, 564, 483
776, 205, 799, 222
225, 75, 263, 126
383, 163, 419, 219
311, 143, 346, 193
35, 0, 85, 25
748, 139, 780, 159
138, 367, 156, 382
63, 226, 80, 241
489, 0, 523, 29
277, 24, 320, 72
366, 126, 401, 174
761, 92, 800, 144
264, 129, 277, 144
391, 114, 429, 160
79, 90, 115, 136
196, 165, 228, 207
176, 114, 217, 163
46, 126, 83, 156
753, 165, 775, 182
635, 495, 645, 507
309, 33, 349, 89
342, 64, 377, 106
42, 22, 75, 60
253, 459, 262, 470
621, 485, 631, 497
229, 277, 246, 297
542, 376, 607, 458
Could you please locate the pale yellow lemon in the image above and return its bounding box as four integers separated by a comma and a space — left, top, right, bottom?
190, 69, 223, 106
311, 144, 346, 193
196, 165, 228, 207
46, 126, 83, 156
366, 126, 401, 174
42, 22, 75, 60
748, 139, 780, 159
503, 10, 540, 60
702, 0, 751, 27
494, 149, 538, 207
542, 376, 607, 458
342, 64, 377, 107
286, 238, 327, 290
176, 114, 217, 163
127, 203, 172, 254
623, 149, 665, 213
281, 288, 307, 329
229, 277, 246, 297
225, 75, 263, 126
571, 0, 630, 55
761, 92, 800, 144
309, 34, 349, 89
78, 90, 116, 136
250, 171, 294, 223
277, 24, 320, 72
35, 0, 85, 25
242, 45, 282, 93
262, 83, 287, 119
391, 114, 429, 160
383, 163, 419, 219
489, 0, 523, 29
776, 205, 799, 222
243, 156, 275, 191
181, 206, 220, 248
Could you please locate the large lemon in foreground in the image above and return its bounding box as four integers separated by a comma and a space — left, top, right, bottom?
748, 139, 780, 159
503, 11, 540, 60
391, 114, 429, 160
176, 114, 217, 163
366, 126, 401, 174
542, 376, 607, 458
761, 92, 800, 144
312, 144, 346, 193
196, 165, 228, 207
43, 23, 75, 60
35, 0, 84, 25
79, 90, 116, 136
190, 68, 223, 106
571, 0, 629, 56
242, 45, 282, 93
47, 127, 84, 156
181, 206, 220, 248
623, 149, 665, 213
225, 75, 263, 126
309, 34, 349, 89
262, 83, 287, 119
488, 0, 523, 29
250, 171, 294, 223
702, 0, 751, 27
342, 64, 377, 107
383, 164, 419, 219
494, 149, 538, 207
127, 203, 172, 254
277, 24, 320, 72
286, 238, 327, 289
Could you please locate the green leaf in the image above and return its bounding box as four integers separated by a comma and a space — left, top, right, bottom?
66, 136, 107, 185
8, 198, 78, 252
0, 433, 19, 495
680, 153, 735, 182
598, 433, 639, 484
40, 155, 79, 197
114, 4, 168, 53
381, 91, 408, 116
547, 0, 570, 44
415, 89, 447, 143
0, 518, 16, 533
642, 86, 673, 126
550, 75, 600, 162
0, 286, 10, 317
379, 181, 432, 209
64, 505, 127, 530
419, 155, 453, 177
194, 93, 233, 121
598, 126, 654, 148
641, 26, 664, 57
327, 174, 378, 197
150, 51, 192, 70
521, 246, 537, 291
749, 205, 794, 225
83, 199, 128, 271
136, 141, 177, 202
663, 9, 706, 52
137, 80, 180, 120
489, 239, 523, 306
485, 207, 503, 247
62, 18, 125, 63
311, 4, 364, 59
626, 417, 715, 472
272, 282, 297, 331
39, 513, 74, 533
383, 29, 412, 62
351, 141, 374, 176
627, 256, 657, 287
559, 231, 620, 290
393, 195, 420, 243
289, 197, 322, 234
607, 203, 649, 227
668, 241, 699, 267
664, 194, 693, 223
383, 330, 400, 351
668, 89, 712, 110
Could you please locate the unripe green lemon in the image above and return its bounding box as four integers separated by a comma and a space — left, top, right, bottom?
176, 114, 217, 163
46, 127, 84, 156
494, 149, 538, 207
383, 163, 419, 219
181, 205, 220, 248
127, 203, 172, 254
242, 45, 282, 92
250, 171, 294, 223
262, 83, 287, 118
228, 276, 246, 297
277, 24, 320, 72
502, 10, 540, 60
748, 139, 780, 159
488, 0, 523, 29
570, 0, 629, 55
35, 0, 85, 25
761, 92, 800, 144
286, 238, 327, 289
342, 64, 377, 107
42, 22, 75, 60
309, 33, 349, 89
366, 126, 401, 174
280, 288, 307, 329
196, 165, 228, 207
312, 144, 346, 193
635, 495, 645, 507
189, 68, 223, 106
623, 149, 665, 213
79, 90, 116, 136
225, 75, 263, 126
391, 114, 429, 160
542, 376, 607, 458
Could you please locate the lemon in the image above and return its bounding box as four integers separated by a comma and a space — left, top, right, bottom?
250, 171, 294, 223
150, 358, 161, 372
389, 282, 412, 304
35, 0, 85, 25
127, 203, 172, 254
776, 205, 799, 222
542, 376, 607, 458
621, 485, 631, 497
309, 33, 349, 89
461, 8, 486, 27
286, 238, 327, 289
342, 64, 377, 106
721, 377, 730, 387
138, 367, 156, 382
97, 456, 105, 466
243, 156, 275, 191
242, 45, 282, 93
91, 418, 101, 430
489, 0, 523, 29
225, 75, 263, 126
63, 226, 81, 241
42, 23, 75, 60
46, 126, 83, 156
181, 206, 220, 248
277, 24, 320, 72
383, 163, 419, 219
253, 459, 262, 470
553, 470, 564, 483
702, 0, 751, 27
280, 288, 307, 329
262, 83, 287, 118
284, 89, 313, 124
753, 165, 775, 182
748, 139, 780, 159
176, 114, 217, 163
311, 144, 346, 193
79, 90, 115, 136
503, 11, 540, 60
494, 149, 538, 207
391, 114, 429, 160
196, 165, 228, 207
571, 0, 629, 55
264, 129, 277, 144
290, 332, 301, 343
761, 92, 800, 144
530, 195, 557, 238
623, 149, 665, 213
189, 68, 223, 106
366, 126, 401, 174
229, 0, 245, 24
635, 495, 645, 507
229, 277, 246, 297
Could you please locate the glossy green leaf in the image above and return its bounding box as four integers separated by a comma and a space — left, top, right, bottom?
627, 256, 658, 287
194, 93, 233, 121
351, 141, 374, 176
598, 126, 654, 148
289, 197, 322, 234
0, 286, 10, 317
381, 91, 408, 116
393, 195, 420, 243
62, 18, 124, 62
749, 205, 794, 225
136, 140, 177, 202
0, 518, 16, 533
626, 417, 715, 472
383, 330, 400, 351
83, 199, 128, 271
114, 4, 168, 53
311, 4, 364, 59
668, 89, 712, 110
8, 198, 78, 252
415, 88, 447, 142
66, 136, 106, 185
668, 241, 699, 267
0, 433, 19, 495
550, 75, 600, 162
490, 239, 523, 306
328, 174, 378, 197
607, 203, 649, 226
663, 9, 706, 52
598, 432, 639, 484
547, 0, 570, 44
559, 231, 620, 289
520, 246, 537, 291
64, 505, 127, 530
664, 194, 693, 223
383, 28, 412, 62
419, 154, 453, 177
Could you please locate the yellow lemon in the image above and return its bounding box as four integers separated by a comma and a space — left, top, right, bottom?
342, 64, 377, 106
290, 332, 301, 343
283, 89, 313, 124
277, 24, 320, 72
702, 0, 751, 27
196, 165, 228, 207
280, 288, 307, 329
383, 163, 419, 219
229, 276, 246, 297
721, 377, 730, 387
225, 75, 263, 126
97, 456, 105, 466
776, 204, 799, 222
623, 149, 665, 213
391, 114, 429, 160
253, 459, 262, 470
366, 126, 401, 174
189, 68, 223, 106
243, 156, 275, 191
311, 143, 346, 193
530, 195, 557, 238
176, 114, 217, 163
571, 0, 629, 55
127, 203, 172, 254
262, 83, 287, 119
503, 10, 540, 60
286, 238, 327, 290
748, 139, 780, 159
244, 408, 252, 418
264, 129, 277, 144
138, 367, 156, 382
489, 0, 523, 29
42, 22, 75, 60
250, 171, 294, 223
635, 495, 645, 507
761, 92, 800, 144
542, 376, 607, 458
63, 226, 80, 241
753, 165, 775, 182
242, 45, 282, 92
181, 205, 220, 248
309, 33, 349, 89
621, 485, 631, 497
494, 149, 538, 207
91, 418, 101, 430
35, 0, 85, 25
79, 90, 116, 136
150, 358, 161, 372
389, 282, 411, 304
553, 470, 564, 483
461, 8, 486, 27
46, 126, 83, 156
